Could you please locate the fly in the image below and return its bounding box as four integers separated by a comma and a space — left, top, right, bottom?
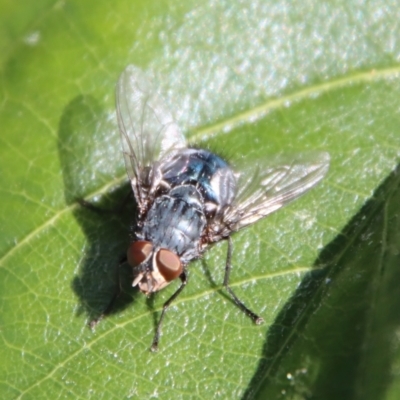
92, 65, 330, 351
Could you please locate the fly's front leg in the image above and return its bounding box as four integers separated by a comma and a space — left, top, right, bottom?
89, 256, 127, 329
151, 271, 188, 352
223, 236, 264, 324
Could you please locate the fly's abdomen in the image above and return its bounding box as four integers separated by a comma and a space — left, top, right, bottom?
161, 149, 236, 209
142, 186, 206, 260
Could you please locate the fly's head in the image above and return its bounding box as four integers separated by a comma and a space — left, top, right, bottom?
127, 240, 183, 294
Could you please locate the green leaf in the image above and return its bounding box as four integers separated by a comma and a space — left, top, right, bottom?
249, 165, 400, 400
0, 1, 399, 399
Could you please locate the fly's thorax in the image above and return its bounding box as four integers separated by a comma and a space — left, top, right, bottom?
128, 185, 206, 294
127, 240, 183, 294
141, 185, 207, 261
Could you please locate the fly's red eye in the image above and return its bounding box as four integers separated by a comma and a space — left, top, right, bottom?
127, 241, 153, 266
156, 249, 182, 282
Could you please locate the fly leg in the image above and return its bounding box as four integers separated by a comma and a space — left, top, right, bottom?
223, 236, 264, 324
151, 272, 188, 352
89, 256, 127, 329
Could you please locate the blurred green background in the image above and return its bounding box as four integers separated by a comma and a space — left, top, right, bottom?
0, 1, 399, 399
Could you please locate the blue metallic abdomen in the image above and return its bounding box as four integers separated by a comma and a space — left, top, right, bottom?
160, 149, 236, 209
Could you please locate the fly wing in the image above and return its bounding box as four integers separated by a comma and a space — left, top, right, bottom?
116, 65, 186, 206
218, 151, 329, 234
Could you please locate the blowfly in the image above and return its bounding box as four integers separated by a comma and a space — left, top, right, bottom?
91, 65, 330, 351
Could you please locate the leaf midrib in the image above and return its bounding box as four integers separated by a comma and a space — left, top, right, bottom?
2, 65, 399, 267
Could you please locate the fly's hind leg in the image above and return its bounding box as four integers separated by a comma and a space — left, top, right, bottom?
223, 236, 264, 324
